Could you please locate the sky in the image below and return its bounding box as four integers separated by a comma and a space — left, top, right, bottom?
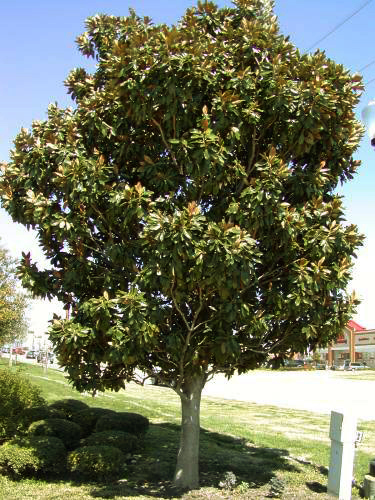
1, 0, 375, 339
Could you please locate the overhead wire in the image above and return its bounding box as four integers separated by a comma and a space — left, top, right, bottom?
359, 59, 375, 72
307, 0, 374, 52
360, 60, 375, 86
303, 0, 375, 85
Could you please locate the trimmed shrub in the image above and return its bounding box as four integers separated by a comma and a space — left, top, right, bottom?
71, 407, 116, 437
0, 367, 45, 439
80, 430, 138, 454
0, 435, 66, 478
19, 406, 66, 430
95, 412, 149, 436
28, 418, 82, 450
67, 445, 124, 481
48, 399, 90, 420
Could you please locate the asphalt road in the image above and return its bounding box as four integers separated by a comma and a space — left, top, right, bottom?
1, 353, 59, 369
3, 353, 373, 420
203, 370, 375, 421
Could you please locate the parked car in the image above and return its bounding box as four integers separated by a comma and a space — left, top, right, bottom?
26, 350, 38, 359
37, 352, 54, 364
345, 362, 369, 371
315, 363, 326, 370
12, 347, 25, 355
1, 347, 10, 353
342, 359, 351, 370
283, 359, 304, 368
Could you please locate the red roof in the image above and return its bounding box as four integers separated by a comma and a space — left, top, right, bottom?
347, 320, 366, 331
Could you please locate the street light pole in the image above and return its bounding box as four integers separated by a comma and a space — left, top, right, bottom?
362, 100, 375, 147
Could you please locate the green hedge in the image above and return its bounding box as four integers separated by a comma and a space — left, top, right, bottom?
28, 418, 82, 450
19, 406, 66, 430
48, 399, 90, 420
67, 445, 124, 481
71, 407, 116, 437
95, 412, 149, 436
0, 367, 45, 439
80, 430, 138, 454
0, 435, 66, 478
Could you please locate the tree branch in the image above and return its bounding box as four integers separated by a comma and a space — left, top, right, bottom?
205, 368, 217, 382
191, 287, 203, 331
257, 257, 302, 286
247, 130, 257, 175
192, 319, 210, 333
237, 130, 257, 194
170, 283, 190, 332
151, 118, 183, 175
171, 286, 205, 395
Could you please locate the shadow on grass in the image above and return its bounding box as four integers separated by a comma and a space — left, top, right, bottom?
90, 422, 299, 498
306, 481, 327, 494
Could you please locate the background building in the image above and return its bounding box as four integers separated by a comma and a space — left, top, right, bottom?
318, 320, 375, 367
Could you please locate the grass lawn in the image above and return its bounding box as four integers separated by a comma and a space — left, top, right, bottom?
332, 369, 375, 381
0, 359, 373, 499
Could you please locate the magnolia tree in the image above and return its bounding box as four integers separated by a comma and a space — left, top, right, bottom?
0, 245, 28, 348
0, 0, 364, 489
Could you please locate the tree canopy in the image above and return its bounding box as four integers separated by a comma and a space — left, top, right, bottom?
0, 0, 364, 489
0, 245, 29, 347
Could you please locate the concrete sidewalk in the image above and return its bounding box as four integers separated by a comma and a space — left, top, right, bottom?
203, 370, 375, 420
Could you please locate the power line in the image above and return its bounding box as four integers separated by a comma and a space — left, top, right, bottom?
365, 76, 375, 86
307, 0, 374, 52
360, 58, 375, 72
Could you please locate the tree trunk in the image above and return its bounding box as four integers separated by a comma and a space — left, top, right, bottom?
173, 375, 205, 490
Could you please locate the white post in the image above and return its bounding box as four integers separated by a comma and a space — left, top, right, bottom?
328, 411, 357, 499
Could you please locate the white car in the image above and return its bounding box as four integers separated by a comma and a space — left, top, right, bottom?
346, 362, 369, 371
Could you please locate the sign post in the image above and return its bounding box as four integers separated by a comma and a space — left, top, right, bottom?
363, 459, 375, 499
327, 411, 357, 499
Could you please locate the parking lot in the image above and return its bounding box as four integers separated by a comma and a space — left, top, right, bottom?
203, 369, 375, 420
2, 350, 374, 421
0, 351, 58, 369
